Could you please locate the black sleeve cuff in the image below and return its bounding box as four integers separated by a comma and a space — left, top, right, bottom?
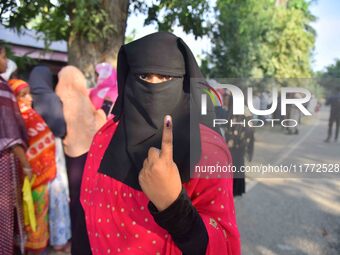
148, 188, 208, 255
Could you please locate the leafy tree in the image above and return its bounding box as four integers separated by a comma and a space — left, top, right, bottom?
0, 0, 17, 19
144, 0, 210, 38
205, 0, 316, 84
323, 59, 340, 78
319, 59, 340, 92
1, 0, 210, 85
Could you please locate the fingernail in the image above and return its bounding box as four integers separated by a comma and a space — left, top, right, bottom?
166, 115, 171, 128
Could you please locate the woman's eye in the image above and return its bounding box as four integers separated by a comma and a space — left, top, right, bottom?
138, 74, 174, 83
139, 74, 148, 80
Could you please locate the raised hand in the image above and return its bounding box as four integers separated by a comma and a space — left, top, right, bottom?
138, 115, 182, 212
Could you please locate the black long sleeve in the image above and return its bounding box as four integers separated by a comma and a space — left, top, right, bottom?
148, 188, 208, 255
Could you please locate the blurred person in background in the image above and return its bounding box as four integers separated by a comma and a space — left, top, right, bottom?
252, 91, 261, 121
214, 88, 229, 139
286, 93, 302, 135
89, 62, 118, 113
260, 91, 270, 121
8, 79, 57, 255
56, 65, 107, 255
223, 91, 254, 197
0, 42, 31, 255
28, 66, 71, 252
324, 86, 340, 142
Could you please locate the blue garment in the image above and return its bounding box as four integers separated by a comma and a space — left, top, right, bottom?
49, 138, 71, 246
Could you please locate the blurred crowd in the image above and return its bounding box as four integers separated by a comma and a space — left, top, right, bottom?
0, 43, 117, 255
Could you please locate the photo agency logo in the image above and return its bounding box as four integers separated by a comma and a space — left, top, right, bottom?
201, 83, 312, 128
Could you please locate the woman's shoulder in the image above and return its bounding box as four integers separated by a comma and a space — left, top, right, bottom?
199, 124, 229, 152
89, 118, 119, 151
96, 117, 118, 135
195, 124, 233, 179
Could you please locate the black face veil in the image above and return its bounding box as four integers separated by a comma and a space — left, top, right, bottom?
98, 32, 216, 190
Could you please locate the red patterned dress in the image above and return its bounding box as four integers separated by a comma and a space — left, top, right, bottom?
81, 120, 241, 255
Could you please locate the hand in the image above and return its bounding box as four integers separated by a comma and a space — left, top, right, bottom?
23, 167, 32, 180
138, 115, 182, 212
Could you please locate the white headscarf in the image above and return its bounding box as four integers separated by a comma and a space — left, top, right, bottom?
1, 59, 17, 81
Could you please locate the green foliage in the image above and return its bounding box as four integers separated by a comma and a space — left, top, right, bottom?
206, 0, 316, 82
0, 0, 17, 22
3, 1, 115, 43
319, 59, 340, 91
68, 1, 115, 43
125, 28, 137, 44
2, 0, 211, 45
143, 0, 211, 38
323, 59, 340, 78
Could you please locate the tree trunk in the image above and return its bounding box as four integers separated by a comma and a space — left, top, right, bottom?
68, 0, 129, 87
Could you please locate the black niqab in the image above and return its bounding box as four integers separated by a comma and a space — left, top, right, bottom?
99, 32, 216, 190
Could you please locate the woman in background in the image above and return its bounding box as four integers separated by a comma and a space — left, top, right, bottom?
8, 79, 56, 254
89, 62, 118, 110
0, 44, 30, 255
56, 65, 106, 255
28, 66, 71, 252
222, 92, 254, 197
